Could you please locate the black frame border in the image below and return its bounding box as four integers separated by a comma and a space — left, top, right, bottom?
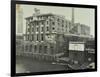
11, 0, 97, 76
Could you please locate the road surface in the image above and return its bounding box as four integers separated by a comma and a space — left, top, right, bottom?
16, 56, 70, 73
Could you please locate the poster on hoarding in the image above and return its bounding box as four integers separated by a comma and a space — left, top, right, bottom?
69, 42, 85, 51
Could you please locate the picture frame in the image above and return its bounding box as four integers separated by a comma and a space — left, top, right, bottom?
11, 0, 97, 76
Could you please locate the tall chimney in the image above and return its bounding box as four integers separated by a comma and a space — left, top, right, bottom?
72, 8, 74, 27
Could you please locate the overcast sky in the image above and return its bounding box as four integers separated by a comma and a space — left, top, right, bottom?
18, 4, 95, 37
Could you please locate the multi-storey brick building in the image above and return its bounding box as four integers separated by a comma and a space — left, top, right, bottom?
23, 8, 91, 61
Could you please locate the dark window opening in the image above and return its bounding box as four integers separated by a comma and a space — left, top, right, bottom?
41, 34, 43, 41
37, 34, 39, 41
27, 35, 29, 40
42, 21, 44, 25
41, 27, 44, 32
39, 45, 42, 53
37, 27, 39, 32
52, 22, 55, 25
28, 28, 30, 32
44, 46, 47, 54
32, 28, 34, 32
51, 46, 54, 54
34, 45, 37, 52
62, 20, 64, 23
62, 25, 64, 27
25, 45, 28, 51
47, 27, 49, 31
57, 19, 59, 22
47, 21, 48, 24
52, 27, 55, 30
29, 45, 32, 52
32, 35, 34, 41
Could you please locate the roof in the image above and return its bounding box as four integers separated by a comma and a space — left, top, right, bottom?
64, 33, 92, 38
25, 13, 65, 19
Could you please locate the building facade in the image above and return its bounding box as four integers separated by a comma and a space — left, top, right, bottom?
22, 8, 91, 61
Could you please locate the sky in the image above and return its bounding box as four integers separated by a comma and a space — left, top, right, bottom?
17, 4, 95, 37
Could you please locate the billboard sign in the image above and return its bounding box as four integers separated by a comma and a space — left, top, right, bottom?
69, 42, 85, 51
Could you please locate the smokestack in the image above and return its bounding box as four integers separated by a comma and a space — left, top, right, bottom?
72, 8, 74, 26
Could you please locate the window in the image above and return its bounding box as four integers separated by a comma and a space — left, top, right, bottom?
41, 34, 43, 41
41, 27, 44, 32
31, 17, 33, 20
37, 27, 39, 32
21, 45, 24, 51
30, 35, 32, 41
62, 24, 64, 27
32, 35, 34, 41
47, 21, 48, 24
27, 28, 30, 32
47, 26, 49, 31
25, 45, 28, 52
57, 19, 59, 22
62, 20, 64, 23
32, 28, 34, 32
44, 46, 47, 54
34, 45, 37, 52
37, 34, 39, 41
66, 25, 67, 28
58, 23, 60, 25
42, 21, 44, 25
52, 27, 55, 30
52, 22, 55, 25
29, 45, 32, 52
32, 23, 34, 26
41, 16, 43, 20
37, 16, 39, 20
27, 35, 29, 40
39, 45, 42, 53
50, 46, 54, 54
36, 21, 39, 25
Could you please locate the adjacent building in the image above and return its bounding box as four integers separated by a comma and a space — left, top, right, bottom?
16, 5, 24, 56
16, 4, 23, 35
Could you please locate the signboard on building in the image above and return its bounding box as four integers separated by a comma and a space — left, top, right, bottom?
69, 42, 85, 51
